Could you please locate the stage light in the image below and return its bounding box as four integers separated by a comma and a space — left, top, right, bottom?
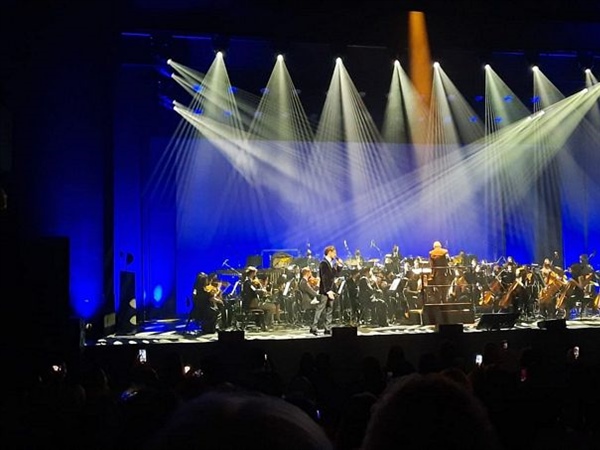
277, 54, 283, 62
433, 61, 440, 68
336, 57, 342, 64
167, 58, 173, 65
532, 65, 539, 71
228, 86, 238, 94
484, 64, 491, 70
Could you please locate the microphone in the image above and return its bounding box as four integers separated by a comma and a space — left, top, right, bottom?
370, 240, 375, 248
343, 240, 348, 248
222, 258, 229, 267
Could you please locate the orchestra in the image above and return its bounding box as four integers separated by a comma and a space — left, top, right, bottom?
193, 246, 598, 334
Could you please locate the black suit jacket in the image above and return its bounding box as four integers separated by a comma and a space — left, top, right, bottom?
319, 258, 342, 295
298, 277, 319, 308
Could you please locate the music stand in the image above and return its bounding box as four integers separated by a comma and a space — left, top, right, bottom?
413, 267, 431, 304
389, 277, 402, 292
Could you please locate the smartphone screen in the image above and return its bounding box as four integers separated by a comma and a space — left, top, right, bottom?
475, 354, 483, 366
138, 348, 147, 363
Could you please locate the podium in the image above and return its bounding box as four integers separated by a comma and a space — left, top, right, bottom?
421, 303, 475, 326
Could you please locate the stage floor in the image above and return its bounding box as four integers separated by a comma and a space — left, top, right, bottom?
89, 311, 600, 347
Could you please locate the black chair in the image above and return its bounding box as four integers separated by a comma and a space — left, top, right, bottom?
232, 298, 266, 331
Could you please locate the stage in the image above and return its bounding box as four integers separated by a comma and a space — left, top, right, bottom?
82, 310, 600, 392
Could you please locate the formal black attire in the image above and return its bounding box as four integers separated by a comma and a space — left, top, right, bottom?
298, 276, 319, 311
358, 274, 388, 326
241, 277, 268, 330
188, 274, 220, 334
311, 257, 342, 333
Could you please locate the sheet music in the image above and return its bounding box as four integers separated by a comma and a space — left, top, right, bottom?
337, 279, 346, 295
389, 277, 402, 291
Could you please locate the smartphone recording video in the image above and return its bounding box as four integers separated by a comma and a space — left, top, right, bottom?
475, 354, 483, 366
138, 348, 147, 363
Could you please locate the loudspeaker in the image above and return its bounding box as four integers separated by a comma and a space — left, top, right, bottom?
537, 318, 566, 331
476, 313, 520, 330
218, 330, 244, 342
422, 303, 475, 325
436, 323, 463, 336
332, 326, 357, 339
117, 271, 137, 334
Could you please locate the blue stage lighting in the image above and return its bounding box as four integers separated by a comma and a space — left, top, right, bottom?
503, 95, 513, 102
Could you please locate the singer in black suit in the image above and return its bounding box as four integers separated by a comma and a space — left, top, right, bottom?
310, 245, 343, 335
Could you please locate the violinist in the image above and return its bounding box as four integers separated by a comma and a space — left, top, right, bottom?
188, 272, 222, 334
298, 267, 320, 312
241, 266, 276, 330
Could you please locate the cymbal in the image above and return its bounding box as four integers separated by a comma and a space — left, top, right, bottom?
368, 258, 380, 263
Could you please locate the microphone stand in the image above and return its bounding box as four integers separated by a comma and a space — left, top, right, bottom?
223, 260, 243, 278
371, 241, 383, 260
222, 261, 243, 329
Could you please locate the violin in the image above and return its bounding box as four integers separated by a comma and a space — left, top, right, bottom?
308, 275, 320, 289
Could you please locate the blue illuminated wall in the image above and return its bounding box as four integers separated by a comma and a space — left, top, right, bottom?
111, 34, 600, 322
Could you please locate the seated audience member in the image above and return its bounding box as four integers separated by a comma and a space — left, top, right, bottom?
361, 373, 502, 450
146, 389, 332, 450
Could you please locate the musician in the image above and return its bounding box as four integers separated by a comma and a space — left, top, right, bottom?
540, 258, 554, 285
500, 257, 517, 288
298, 267, 320, 313
358, 266, 388, 327
429, 241, 451, 303
310, 245, 343, 336
513, 265, 535, 317
188, 272, 223, 334
385, 244, 403, 275
569, 254, 595, 315
403, 269, 423, 310
241, 266, 277, 331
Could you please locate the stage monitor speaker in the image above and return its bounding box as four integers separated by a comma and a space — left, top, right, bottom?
117, 271, 137, 334
422, 303, 475, 326
436, 323, 464, 337
218, 330, 244, 342
476, 313, 520, 331
537, 318, 566, 331
332, 326, 357, 339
